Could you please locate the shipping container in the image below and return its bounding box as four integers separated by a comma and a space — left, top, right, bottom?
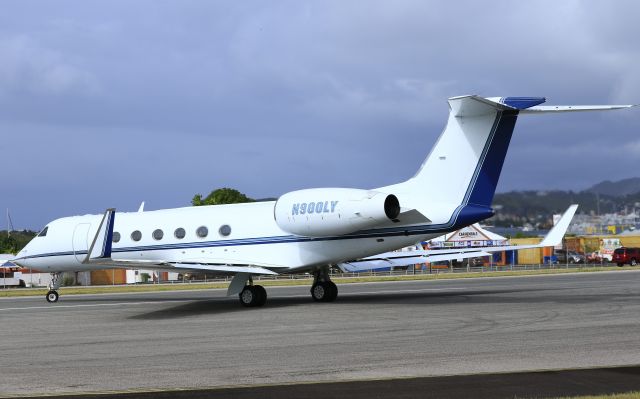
90, 269, 126, 285
511, 238, 543, 264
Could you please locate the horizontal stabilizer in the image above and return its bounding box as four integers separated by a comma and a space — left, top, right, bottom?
480, 96, 636, 114
521, 104, 636, 114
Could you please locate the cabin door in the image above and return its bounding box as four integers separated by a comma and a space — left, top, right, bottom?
72, 223, 91, 263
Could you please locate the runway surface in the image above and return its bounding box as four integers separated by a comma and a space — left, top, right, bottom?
1, 271, 640, 397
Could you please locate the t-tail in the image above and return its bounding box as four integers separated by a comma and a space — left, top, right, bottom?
381, 96, 635, 229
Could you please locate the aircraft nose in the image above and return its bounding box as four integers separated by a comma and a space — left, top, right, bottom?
13, 246, 32, 268
12, 255, 29, 268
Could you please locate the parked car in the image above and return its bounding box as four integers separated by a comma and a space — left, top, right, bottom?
553, 250, 585, 264
587, 250, 612, 263
612, 247, 640, 266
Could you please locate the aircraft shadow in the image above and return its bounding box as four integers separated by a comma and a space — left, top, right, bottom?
125, 287, 625, 320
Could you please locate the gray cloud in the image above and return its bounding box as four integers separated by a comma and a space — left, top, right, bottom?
1, 0, 639, 229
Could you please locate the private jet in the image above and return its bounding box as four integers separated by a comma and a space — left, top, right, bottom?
12, 95, 634, 306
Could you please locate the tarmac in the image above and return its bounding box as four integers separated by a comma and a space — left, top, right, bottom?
1, 270, 640, 398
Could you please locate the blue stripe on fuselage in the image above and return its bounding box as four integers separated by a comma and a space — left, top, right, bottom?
17, 201, 492, 261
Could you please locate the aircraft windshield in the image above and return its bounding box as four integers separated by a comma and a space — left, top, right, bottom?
37, 226, 48, 237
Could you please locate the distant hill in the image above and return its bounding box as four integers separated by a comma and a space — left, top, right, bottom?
585, 177, 640, 197
492, 178, 640, 228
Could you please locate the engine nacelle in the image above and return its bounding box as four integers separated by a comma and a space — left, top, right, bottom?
274, 188, 400, 237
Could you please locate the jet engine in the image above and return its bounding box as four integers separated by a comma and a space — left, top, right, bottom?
274, 188, 400, 237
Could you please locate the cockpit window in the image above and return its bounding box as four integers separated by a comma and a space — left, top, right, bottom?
37, 226, 49, 237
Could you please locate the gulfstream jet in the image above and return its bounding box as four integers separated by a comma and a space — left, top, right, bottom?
12, 95, 635, 306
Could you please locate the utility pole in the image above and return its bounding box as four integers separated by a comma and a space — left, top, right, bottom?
6, 209, 14, 238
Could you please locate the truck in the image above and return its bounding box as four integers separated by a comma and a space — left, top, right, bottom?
0, 265, 27, 288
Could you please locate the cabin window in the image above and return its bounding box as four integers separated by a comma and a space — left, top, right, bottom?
196, 226, 208, 238
37, 226, 48, 237
174, 228, 186, 239
112, 232, 121, 243
152, 229, 164, 240
131, 230, 142, 241
219, 224, 231, 237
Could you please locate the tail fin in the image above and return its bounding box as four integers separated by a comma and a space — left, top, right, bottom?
382, 96, 634, 225
389, 95, 522, 212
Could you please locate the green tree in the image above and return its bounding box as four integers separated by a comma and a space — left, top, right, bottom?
0, 230, 37, 254
192, 188, 254, 206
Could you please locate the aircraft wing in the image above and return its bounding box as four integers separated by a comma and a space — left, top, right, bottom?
339, 250, 492, 272
338, 205, 578, 272
82, 209, 278, 275
88, 258, 279, 276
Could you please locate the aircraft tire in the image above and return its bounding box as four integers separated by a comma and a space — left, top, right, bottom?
325, 281, 338, 302
311, 282, 325, 302
617, 263, 624, 267
239, 286, 258, 307
46, 290, 59, 303
311, 282, 338, 302
254, 285, 267, 307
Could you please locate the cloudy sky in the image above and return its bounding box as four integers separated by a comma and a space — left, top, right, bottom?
2, 1, 639, 229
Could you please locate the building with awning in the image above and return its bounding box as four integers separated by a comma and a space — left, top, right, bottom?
426, 224, 509, 249
423, 224, 510, 267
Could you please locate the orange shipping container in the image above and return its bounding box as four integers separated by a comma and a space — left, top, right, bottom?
90, 269, 126, 285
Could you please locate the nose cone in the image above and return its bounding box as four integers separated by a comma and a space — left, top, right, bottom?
13, 244, 33, 268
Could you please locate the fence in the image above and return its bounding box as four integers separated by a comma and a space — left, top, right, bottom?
166, 261, 623, 284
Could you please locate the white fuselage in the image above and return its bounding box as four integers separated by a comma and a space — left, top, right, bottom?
16, 201, 442, 273
18, 95, 624, 277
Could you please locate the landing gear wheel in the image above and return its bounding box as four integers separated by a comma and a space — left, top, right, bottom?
325, 281, 338, 302
311, 282, 325, 302
239, 286, 267, 307
46, 290, 59, 303
254, 285, 267, 307
311, 282, 338, 302
617, 263, 624, 267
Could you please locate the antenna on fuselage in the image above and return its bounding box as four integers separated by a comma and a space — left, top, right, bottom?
138, 202, 145, 213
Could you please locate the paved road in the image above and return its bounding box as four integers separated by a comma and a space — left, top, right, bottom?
1, 271, 640, 397
13, 366, 640, 399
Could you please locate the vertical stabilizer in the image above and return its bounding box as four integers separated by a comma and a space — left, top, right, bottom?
378, 95, 633, 228
381, 95, 522, 222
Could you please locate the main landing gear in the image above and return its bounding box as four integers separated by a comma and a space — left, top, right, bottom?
310, 266, 338, 302
46, 272, 61, 303
238, 277, 267, 308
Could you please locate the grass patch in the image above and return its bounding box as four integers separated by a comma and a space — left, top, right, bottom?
0, 266, 634, 298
